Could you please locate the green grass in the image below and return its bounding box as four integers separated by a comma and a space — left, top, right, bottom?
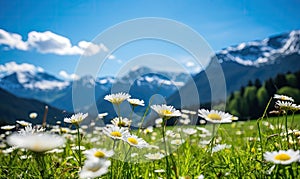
0, 112, 299, 179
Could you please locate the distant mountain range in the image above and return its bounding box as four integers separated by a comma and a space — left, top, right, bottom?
0, 30, 299, 124
168, 30, 300, 108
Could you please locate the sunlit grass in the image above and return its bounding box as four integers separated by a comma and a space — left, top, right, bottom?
0, 95, 299, 178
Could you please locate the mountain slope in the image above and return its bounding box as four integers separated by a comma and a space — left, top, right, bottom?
168, 30, 300, 108
0, 88, 68, 126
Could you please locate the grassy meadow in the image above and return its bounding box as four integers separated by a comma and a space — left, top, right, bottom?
0, 94, 300, 179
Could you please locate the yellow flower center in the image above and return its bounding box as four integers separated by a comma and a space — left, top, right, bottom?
207, 113, 222, 121
274, 153, 291, 161
162, 110, 172, 115
94, 150, 105, 158
111, 131, 122, 137
127, 137, 138, 145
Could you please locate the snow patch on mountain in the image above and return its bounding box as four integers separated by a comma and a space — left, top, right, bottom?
217, 30, 300, 66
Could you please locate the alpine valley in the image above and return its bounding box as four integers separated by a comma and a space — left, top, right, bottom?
0, 30, 299, 124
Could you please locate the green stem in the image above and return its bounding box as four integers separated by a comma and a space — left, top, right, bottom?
76, 126, 82, 167
162, 117, 170, 178
257, 121, 263, 160
285, 113, 289, 146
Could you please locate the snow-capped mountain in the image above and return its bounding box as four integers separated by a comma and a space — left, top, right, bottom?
217, 30, 300, 66
168, 30, 300, 108
0, 62, 189, 114
0, 62, 69, 91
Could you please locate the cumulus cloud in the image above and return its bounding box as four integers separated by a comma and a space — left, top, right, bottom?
0, 61, 44, 75
0, 29, 28, 50
0, 28, 109, 56
59, 70, 80, 80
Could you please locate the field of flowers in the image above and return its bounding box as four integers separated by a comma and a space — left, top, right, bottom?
0, 93, 299, 179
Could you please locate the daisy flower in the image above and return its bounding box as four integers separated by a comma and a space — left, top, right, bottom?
127, 98, 145, 106
274, 94, 294, 102
7, 133, 65, 153
275, 100, 300, 111
16, 120, 31, 127
64, 113, 88, 125
145, 152, 165, 160
198, 109, 233, 124
79, 158, 111, 179
111, 117, 132, 127
18, 124, 45, 134
1, 125, 16, 130
212, 144, 231, 153
98, 112, 108, 119
104, 92, 131, 105
102, 125, 129, 140
170, 139, 185, 145
29, 112, 38, 119
151, 104, 181, 119
182, 128, 198, 135
264, 149, 300, 165
84, 148, 114, 159
122, 134, 149, 148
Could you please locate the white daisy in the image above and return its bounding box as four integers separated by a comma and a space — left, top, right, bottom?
275, 101, 300, 111
198, 109, 233, 124
79, 158, 111, 179
111, 117, 132, 127
84, 148, 114, 159
122, 134, 149, 148
151, 104, 181, 119
179, 118, 191, 125
64, 113, 88, 125
127, 98, 145, 106
104, 92, 131, 105
98, 112, 108, 119
7, 133, 65, 153
274, 94, 294, 102
18, 124, 45, 134
182, 128, 198, 135
1, 125, 15, 130
144, 152, 165, 160
16, 120, 31, 127
170, 139, 185, 145
102, 124, 129, 140
212, 144, 231, 153
29, 112, 38, 119
264, 149, 300, 165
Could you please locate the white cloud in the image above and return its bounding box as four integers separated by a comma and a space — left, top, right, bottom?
59, 70, 80, 80
0, 29, 28, 50
185, 61, 195, 67
0, 28, 110, 56
0, 61, 44, 75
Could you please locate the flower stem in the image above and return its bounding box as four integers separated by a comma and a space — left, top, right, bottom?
76, 126, 82, 167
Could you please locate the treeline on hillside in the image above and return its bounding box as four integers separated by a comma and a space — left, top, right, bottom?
227, 70, 300, 119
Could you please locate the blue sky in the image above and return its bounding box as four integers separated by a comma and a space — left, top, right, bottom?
0, 0, 300, 79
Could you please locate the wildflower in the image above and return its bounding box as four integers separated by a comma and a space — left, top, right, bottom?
274, 94, 294, 102
275, 101, 300, 111
155, 118, 163, 127
127, 98, 145, 106
122, 134, 149, 148
198, 109, 233, 123
84, 148, 114, 160
102, 125, 129, 140
19, 124, 45, 134
170, 139, 185, 145
212, 144, 231, 153
182, 128, 197, 135
264, 149, 300, 165
79, 158, 111, 179
64, 113, 88, 125
143, 126, 153, 134
179, 118, 191, 125
1, 125, 15, 130
98, 112, 108, 119
7, 133, 65, 153
104, 92, 130, 105
151, 104, 181, 119
145, 152, 165, 160
111, 117, 132, 127
16, 120, 31, 127
29, 112, 38, 119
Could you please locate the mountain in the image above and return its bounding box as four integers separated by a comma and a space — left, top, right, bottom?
168, 30, 300, 108
0, 63, 189, 115
0, 88, 68, 126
